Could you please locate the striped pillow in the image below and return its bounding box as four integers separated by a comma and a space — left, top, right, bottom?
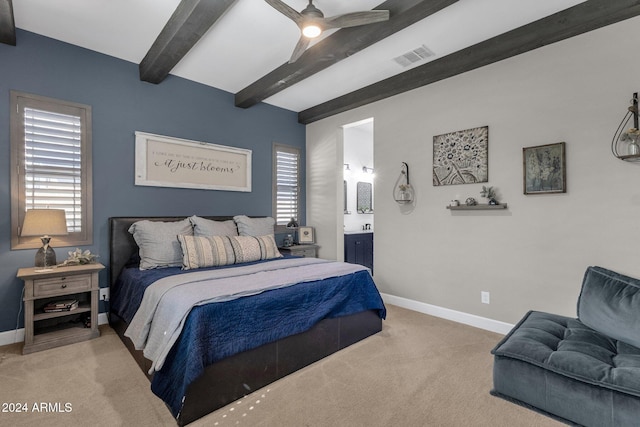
178, 234, 282, 270
229, 235, 282, 263
178, 235, 236, 270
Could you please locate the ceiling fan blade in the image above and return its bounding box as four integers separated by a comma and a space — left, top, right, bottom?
324, 10, 389, 29
289, 36, 311, 63
264, 0, 303, 25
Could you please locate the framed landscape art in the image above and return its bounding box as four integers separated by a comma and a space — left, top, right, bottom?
523, 142, 566, 195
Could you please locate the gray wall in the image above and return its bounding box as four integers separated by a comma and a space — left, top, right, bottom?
0, 30, 305, 334
307, 16, 639, 327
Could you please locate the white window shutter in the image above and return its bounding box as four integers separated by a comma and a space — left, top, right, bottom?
275, 147, 300, 225
23, 108, 82, 232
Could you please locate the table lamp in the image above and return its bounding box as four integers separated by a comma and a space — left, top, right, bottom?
21, 209, 69, 269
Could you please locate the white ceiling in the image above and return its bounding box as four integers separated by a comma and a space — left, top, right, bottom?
13, 0, 586, 112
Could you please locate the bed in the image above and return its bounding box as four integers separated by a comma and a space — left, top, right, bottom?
108, 216, 385, 426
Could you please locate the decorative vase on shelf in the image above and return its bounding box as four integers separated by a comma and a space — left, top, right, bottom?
628, 136, 640, 156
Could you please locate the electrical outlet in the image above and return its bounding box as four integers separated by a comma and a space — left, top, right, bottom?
481, 291, 490, 304
100, 287, 110, 301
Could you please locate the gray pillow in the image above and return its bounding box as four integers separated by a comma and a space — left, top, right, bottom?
128, 219, 193, 270
233, 215, 275, 237
577, 266, 640, 348
189, 215, 238, 237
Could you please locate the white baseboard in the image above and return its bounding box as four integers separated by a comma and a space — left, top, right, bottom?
0, 313, 111, 347
98, 312, 109, 326
2, 298, 512, 346
380, 292, 514, 335
0, 328, 24, 347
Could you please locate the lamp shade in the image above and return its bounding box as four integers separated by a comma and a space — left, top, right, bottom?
21, 209, 69, 237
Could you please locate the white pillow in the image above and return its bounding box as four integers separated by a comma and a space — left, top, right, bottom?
128, 219, 193, 270
189, 215, 238, 237
233, 215, 275, 237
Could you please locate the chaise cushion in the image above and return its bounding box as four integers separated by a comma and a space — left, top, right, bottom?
577, 266, 640, 349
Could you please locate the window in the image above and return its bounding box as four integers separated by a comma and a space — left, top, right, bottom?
11, 91, 93, 249
272, 143, 301, 228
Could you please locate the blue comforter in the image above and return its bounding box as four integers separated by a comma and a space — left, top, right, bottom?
112, 258, 386, 418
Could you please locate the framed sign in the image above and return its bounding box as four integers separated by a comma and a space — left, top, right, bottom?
523, 142, 566, 195
135, 131, 252, 192
298, 226, 315, 244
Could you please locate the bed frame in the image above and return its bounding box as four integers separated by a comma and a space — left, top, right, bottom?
108, 216, 382, 426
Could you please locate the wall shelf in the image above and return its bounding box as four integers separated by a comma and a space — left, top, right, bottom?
447, 203, 508, 210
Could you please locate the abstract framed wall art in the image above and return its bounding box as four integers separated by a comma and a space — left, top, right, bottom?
523, 142, 566, 195
433, 126, 488, 186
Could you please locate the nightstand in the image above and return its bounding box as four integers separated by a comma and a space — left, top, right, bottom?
278, 244, 319, 258
17, 263, 104, 354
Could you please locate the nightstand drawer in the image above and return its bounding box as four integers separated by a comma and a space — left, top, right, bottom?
296, 248, 317, 257
33, 274, 92, 297
278, 244, 319, 258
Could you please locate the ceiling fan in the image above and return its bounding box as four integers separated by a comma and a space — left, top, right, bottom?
265, 0, 390, 63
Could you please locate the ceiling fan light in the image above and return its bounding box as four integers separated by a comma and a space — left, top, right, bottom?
302, 24, 322, 38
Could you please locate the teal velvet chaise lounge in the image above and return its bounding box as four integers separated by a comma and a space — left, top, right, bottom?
491, 266, 640, 426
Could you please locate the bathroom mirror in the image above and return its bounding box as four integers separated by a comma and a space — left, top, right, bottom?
356, 182, 373, 213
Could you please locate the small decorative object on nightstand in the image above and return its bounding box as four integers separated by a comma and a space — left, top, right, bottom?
298, 226, 315, 244
278, 244, 319, 258
283, 234, 294, 247
60, 248, 99, 266
17, 262, 104, 354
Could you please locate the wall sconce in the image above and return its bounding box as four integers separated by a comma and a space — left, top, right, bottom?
362, 166, 374, 174
393, 162, 414, 204
611, 92, 640, 161
344, 163, 351, 171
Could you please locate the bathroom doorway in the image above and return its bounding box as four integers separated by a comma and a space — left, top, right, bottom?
342, 118, 374, 272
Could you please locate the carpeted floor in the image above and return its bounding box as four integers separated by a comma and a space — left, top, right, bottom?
0, 304, 562, 426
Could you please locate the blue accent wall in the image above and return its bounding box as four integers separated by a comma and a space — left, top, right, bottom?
0, 30, 306, 334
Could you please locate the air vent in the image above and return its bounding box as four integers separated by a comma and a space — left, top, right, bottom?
393, 45, 435, 67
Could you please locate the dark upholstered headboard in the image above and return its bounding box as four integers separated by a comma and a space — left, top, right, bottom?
108, 216, 237, 287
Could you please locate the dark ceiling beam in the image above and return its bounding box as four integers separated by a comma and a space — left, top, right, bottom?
0, 0, 16, 46
140, 0, 236, 84
235, 0, 458, 109
299, 0, 640, 124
